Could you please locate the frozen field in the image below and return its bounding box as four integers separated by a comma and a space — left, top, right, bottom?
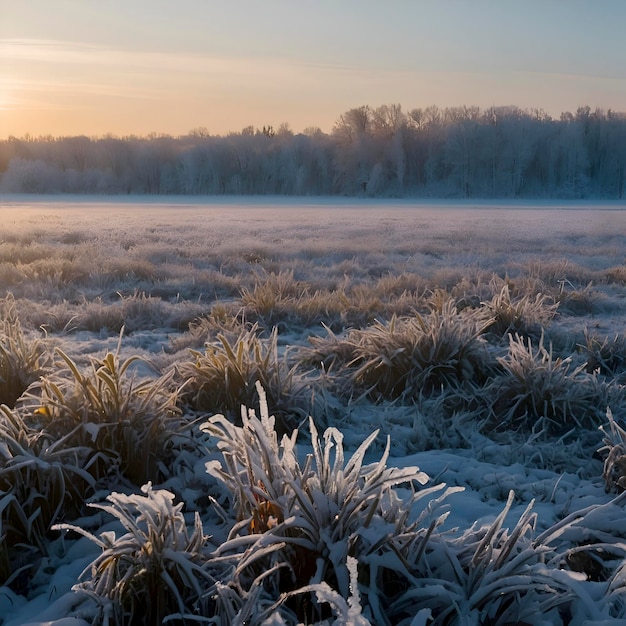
0, 196, 625, 625
2, 196, 625, 260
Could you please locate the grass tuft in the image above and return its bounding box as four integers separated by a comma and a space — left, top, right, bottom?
581, 330, 626, 379
482, 283, 558, 340
0, 404, 94, 587
203, 383, 453, 624
57, 482, 212, 625
23, 343, 185, 486
0, 294, 49, 407
177, 323, 308, 433
306, 300, 493, 401
487, 333, 605, 434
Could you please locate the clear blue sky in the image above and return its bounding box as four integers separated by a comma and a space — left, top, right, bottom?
1, 0, 625, 137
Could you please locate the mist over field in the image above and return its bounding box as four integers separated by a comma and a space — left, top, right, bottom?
1, 104, 625, 199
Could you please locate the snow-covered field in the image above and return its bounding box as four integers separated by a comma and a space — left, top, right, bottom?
0, 196, 625, 625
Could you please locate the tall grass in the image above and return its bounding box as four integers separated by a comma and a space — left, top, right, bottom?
0, 405, 93, 587
57, 483, 212, 625
203, 383, 454, 624
393, 491, 573, 624
487, 333, 605, 434
482, 283, 558, 340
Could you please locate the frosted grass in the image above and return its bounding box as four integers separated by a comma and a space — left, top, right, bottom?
0, 196, 625, 625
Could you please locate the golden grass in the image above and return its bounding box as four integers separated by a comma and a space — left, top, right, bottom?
23, 346, 185, 486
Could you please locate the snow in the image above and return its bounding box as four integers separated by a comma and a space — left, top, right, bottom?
0, 196, 625, 624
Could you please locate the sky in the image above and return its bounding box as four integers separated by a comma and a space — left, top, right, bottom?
1, 0, 625, 139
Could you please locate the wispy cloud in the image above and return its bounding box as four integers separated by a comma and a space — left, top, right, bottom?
0, 37, 329, 79
0, 37, 375, 110
2, 36, 624, 137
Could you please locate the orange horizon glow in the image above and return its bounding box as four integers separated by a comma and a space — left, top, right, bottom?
1, 2, 625, 140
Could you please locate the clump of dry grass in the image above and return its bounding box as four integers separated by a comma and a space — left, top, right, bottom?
168, 301, 245, 352
0, 405, 94, 587
599, 408, 626, 494
581, 330, 626, 379
304, 300, 493, 401
23, 344, 185, 486
605, 265, 626, 285
521, 259, 596, 289
57, 483, 212, 625
203, 383, 451, 625
0, 242, 52, 265
176, 323, 308, 432
487, 333, 605, 434
556, 281, 598, 315
16, 293, 209, 336
0, 294, 49, 407
482, 284, 558, 340
239, 270, 428, 332
75, 292, 180, 333
240, 270, 361, 330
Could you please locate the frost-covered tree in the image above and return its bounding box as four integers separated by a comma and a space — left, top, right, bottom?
2, 103, 626, 198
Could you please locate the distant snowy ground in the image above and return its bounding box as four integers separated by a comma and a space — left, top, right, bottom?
0, 196, 625, 625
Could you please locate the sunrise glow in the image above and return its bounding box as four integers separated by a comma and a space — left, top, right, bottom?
1, 0, 625, 138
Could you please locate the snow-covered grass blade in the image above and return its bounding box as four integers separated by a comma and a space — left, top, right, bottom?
56, 483, 212, 626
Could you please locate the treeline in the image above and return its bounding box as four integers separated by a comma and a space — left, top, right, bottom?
1, 104, 625, 198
